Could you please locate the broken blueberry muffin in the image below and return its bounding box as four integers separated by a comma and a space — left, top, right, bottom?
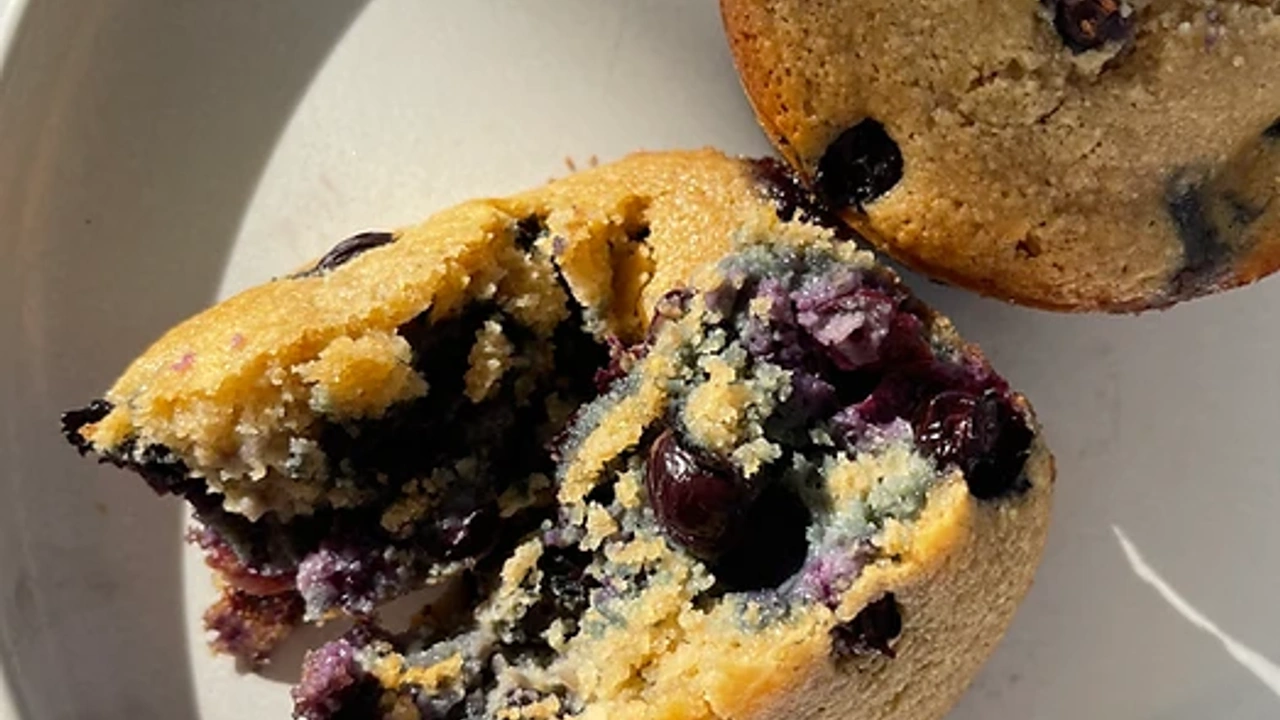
60, 150, 831, 661
62, 150, 1051, 720
287, 234, 1053, 720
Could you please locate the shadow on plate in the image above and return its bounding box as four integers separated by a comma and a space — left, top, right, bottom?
909, 275, 1280, 718
0, 1, 372, 718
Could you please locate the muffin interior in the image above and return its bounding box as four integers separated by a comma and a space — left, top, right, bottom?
290, 237, 1036, 720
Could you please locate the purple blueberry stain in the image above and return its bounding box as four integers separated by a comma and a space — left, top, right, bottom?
511, 547, 599, 651
795, 285, 895, 371
296, 543, 411, 619
795, 542, 874, 608
437, 502, 500, 561
293, 636, 381, 720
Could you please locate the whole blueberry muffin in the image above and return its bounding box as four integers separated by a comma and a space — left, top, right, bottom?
62, 150, 1052, 720
721, 0, 1280, 310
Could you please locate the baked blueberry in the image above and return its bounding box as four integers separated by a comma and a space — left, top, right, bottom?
814, 119, 904, 210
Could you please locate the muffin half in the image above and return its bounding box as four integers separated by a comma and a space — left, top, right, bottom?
63, 150, 1052, 720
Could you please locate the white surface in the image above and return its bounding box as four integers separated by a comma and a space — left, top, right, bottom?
2, 1, 1279, 719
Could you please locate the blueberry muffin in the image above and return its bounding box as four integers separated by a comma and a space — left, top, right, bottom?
721, 0, 1280, 310
62, 150, 1052, 720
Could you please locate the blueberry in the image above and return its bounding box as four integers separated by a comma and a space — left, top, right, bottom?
830, 593, 903, 661
513, 215, 546, 251
914, 390, 1033, 500
294, 231, 396, 278
709, 482, 811, 592
815, 119, 904, 210
60, 399, 113, 454
1053, 0, 1132, 53
645, 429, 752, 560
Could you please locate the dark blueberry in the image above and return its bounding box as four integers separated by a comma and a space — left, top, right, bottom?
814, 119, 904, 210
60, 399, 113, 454
321, 304, 490, 481
502, 685, 572, 713
914, 390, 1033, 500
1165, 170, 1228, 296
1053, 0, 1133, 53
832, 373, 920, 441
710, 482, 811, 592
550, 301, 612, 401
876, 308, 933, 367
538, 547, 596, 622
830, 593, 903, 661
295, 231, 396, 278
645, 429, 753, 561
584, 479, 617, 508
1265, 117, 1280, 140
702, 279, 745, 321
514, 215, 547, 251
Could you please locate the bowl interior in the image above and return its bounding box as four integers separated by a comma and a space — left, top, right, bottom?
2, 1, 1279, 718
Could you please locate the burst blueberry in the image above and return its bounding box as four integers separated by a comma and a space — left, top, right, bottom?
915, 390, 1033, 499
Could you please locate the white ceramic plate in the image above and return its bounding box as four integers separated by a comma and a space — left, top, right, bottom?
3, 1, 1280, 718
